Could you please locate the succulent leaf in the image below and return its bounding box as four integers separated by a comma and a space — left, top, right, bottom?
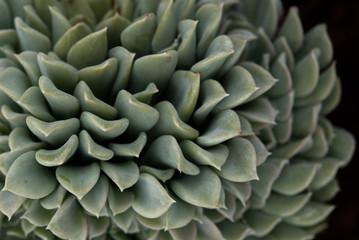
0, 1, 354, 239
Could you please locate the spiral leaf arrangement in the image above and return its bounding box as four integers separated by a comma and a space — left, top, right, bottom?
0, 0, 355, 239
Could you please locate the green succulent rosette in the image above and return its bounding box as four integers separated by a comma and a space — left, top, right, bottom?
0, 0, 355, 239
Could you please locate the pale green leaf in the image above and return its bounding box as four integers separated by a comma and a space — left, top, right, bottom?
215, 137, 258, 182
101, 161, 139, 191
36, 134, 78, 167
47, 196, 88, 240
4, 152, 57, 199
133, 173, 175, 218
67, 28, 108, 69
143, 135, 199, 175
56, 162, 100, 199
26, 116, 79, 146
169, 167, 221, 208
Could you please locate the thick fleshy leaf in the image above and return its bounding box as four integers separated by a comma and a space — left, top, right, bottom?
273, 136, 312, 159
115, 90, 159, 135
151, 101, 199, 140
1, 105, 29, 129
180, 140, 228, 170
0, 67, 31, 102
37, 53, 78, 93
140, 166, 175, 183
15, 17, 51, 52
238, 98, 278, 125
296, 24, 333, 68
292, 104, 321, 138
0, 30, 18, 50
273, 162, 319, 196
242, 62, 277, 102
74, 81, 117, 120
136, 195, 195, 230
313, 179, 340, 202
38, 75, 80, 119
80, 111, 129, 141
152, 0, 176, 53
4, 152, 57, 199
262, 192, 312, 217
246, 28, 276, 63
96, 13, 130, 48
101, 161, 139, 191
109, 132, 147, 158
8, 127, 46, 152
77, 58, 118, 98
191, 35, 234, 80
79, 175, 109, 218
0, 0, 11, 29
26, 116, 80, 146
169, 167, 221, 208
274, 37, 295, 70
22, 200, 54, 227
15, 51, 41, 86
169, 221, 197, 240
217, 34, 248, 78
36, 134, 78, 167
79, 130, 114, 161
197, 109, 241, 147
133, 173, 175, 219
215, 66, 257, 112
251, 160, 285, 205
244, 210, 281, 237
267, 53, 292, 97
18, 87, 55, 122
0, 190, 26, 220
300, 126, 328, 158
56, 162, 100, 199
292, 49, 319, 98
134, 82, 159, 104
246, 135, 271, 166
277, 7, 303, 51
143, 135, 199, 175
130, 50, 178, 93
109, 47, 135, 98
0, 150, 25, 175
271, 222, 313, 240
54, 22, 92, 60
88, 217, 110, 240
108, 185, 134, 216
271, 90, 294, 121
295, 62, 337, 107
121, 13, 157, 57
67, 28, 108, 69
177, 19, 197, 69
47, 196, 88, 240
195, 3, 223, 58
328, 127, 356, 167
40, 185, 67, 210
222, 180, 252, 206
309, 158, 340, 190
112, 208, 137, 233
49, 6, 71, 45
321, 78, 341, 115
197, 215, 225, 240
165, 70, 200, 122
24, 5, 49, 37
284, 201, 334, 227
193, 79, 228, 123
215, 137, 258, 182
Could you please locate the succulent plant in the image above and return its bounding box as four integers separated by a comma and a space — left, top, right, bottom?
0, 0, 355, 239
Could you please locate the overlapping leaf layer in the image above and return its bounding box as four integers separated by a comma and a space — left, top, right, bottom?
0, 0, 355, 239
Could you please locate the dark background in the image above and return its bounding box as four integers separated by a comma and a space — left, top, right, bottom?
282, 0, 359, 239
